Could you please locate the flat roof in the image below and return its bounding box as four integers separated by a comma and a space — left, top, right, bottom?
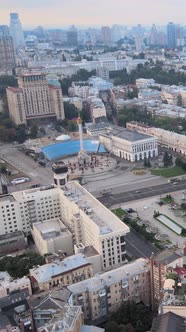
0, 231, 24, 241
61, 181, 129, 236
101, 126, 153, 142
30, 253, 91, 283
0, 194, 15, 203
153, 249, 182, 265
68, 258, 148, 294
33, 218, 71, 240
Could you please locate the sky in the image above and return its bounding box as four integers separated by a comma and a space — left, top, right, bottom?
1, 0, 186, 28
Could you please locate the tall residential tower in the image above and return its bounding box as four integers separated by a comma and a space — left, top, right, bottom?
0, 25, 15, 74
9, 13, 24, 49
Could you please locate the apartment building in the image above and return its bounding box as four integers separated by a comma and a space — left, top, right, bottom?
149, 250, 183, 309
127, 121, 186, 155
99, 125, 158, 162
68, 258, 150, 324
6, 73, 65, 125
0, 272, 32, 298
29, 253, 94, 291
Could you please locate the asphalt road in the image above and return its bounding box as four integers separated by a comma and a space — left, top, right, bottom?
125, 229, 159, 259
98, 180, 186, 207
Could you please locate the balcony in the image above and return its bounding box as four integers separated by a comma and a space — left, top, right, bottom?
99, 289, 106, 297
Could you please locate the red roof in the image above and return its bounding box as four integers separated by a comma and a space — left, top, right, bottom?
174, 267, 186, 275
7, 87, 22, 93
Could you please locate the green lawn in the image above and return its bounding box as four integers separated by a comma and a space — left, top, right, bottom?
112, 208, 127, 219
151, 166, 186, 178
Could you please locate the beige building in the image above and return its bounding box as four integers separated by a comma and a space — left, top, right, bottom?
0, 272, 32, 298
99, 125, 158, 162
127, 121, 186, 155
30, 253, 94, 291
31, 218, 73, 256
6, 73, 65, 125
68, 258, 151, 324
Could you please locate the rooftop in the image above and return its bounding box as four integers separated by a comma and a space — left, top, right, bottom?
0, 194, 15, 203
61, 181, 129, 236
30, 253, 91, 283
33, 218, 71, 240
101, 126, 154, 142
68, 258, 149, 294
151, 312, 185, 332
0, 231, 24, 241
152, 249, 182, 265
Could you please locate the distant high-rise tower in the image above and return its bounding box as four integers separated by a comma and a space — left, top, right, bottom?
167, 22, 176, 49
9, 13, 24, 49
150, 24, 158, 46
67, 25, 78, 47
101, 26, 111, 45
0, 25, 15, 74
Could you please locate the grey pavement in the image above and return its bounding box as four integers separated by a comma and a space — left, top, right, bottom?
126, 230, 159, 259
0, 147, 53, 192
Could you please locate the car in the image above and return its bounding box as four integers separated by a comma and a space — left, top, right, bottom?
135, 190, 141, 194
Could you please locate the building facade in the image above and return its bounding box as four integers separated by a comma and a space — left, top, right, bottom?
9, 13, 24, 49
149, 250, 183, 309
99, 126, 158, 162
68, 258, 151, 324
30, 253, 94, 291
0, 25, 15, 75
127, 121, 186, 155
7, 73, 65, 125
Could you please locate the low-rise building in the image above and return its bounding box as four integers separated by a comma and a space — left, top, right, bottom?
0, 231, 26, 254
127, 121, 186, 155
31, 218, 73, 256
99, 125, 158, 162
151, 312, 186, 332
68, 258, 150, 324
0, 272, 32, 298
89, 97, 107, 121
29, 253, 94, 292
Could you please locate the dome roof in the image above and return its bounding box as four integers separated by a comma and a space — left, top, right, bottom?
56, 134, 71, 141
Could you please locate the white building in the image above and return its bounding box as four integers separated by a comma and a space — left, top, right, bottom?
0, 179, 129, 272
99, 126, 158, 162
31, 218, 73, 256
0, 272, 32, 298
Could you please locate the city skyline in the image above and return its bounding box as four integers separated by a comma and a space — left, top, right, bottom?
1, 0, 186, 28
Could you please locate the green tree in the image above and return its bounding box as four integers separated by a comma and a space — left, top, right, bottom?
30, 124, 38, 138
68, 121, 77, 132
16, 124, 27, 143
163, 151, 173, 167
64, 102, 78, 120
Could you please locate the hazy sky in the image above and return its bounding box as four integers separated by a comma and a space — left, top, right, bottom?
1, 0, 186, 28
